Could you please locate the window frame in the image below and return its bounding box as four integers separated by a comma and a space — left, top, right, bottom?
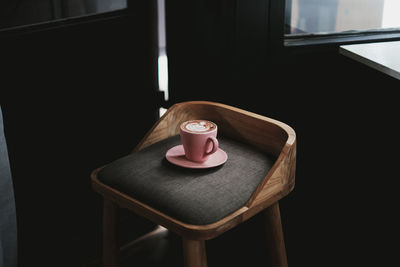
0, 2, 128, 36
285, 31, 400, 47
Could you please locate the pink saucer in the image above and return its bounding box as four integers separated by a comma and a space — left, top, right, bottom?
166, 145, 228, 169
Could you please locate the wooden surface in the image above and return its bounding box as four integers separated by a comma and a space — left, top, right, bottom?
92, 101, 296, 240
183, 239, 207, 267
340, 41, 400, 80
264, 202, 288, 267
134, 101, 294, 157
103, 199, 119, 267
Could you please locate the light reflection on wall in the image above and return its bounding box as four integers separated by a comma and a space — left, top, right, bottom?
157, 0, 169, 102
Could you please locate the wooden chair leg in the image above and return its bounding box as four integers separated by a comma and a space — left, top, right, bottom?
104, 199, 119, 267
264, 202, 288, 267
183, 238, 207, 267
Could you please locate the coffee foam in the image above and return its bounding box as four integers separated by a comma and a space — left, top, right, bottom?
181, 120, 216, 133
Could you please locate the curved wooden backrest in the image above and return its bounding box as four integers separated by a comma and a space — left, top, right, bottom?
135, 101, 294, 156
134, 101, 296, 209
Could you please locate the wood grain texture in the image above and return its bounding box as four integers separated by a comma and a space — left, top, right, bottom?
247, 138, 296, 208
91, 101, 296, 241
264, 202, 288, 267
134, 101, 294, 156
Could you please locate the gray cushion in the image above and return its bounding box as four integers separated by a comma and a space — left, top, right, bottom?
98, 135, 275, 225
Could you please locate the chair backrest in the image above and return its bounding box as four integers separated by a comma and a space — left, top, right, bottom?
135, 101, 294, 157
0, 106, 18, 267
134, 101, 296, 209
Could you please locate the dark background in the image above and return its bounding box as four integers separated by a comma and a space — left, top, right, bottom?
1, 0, 399, 266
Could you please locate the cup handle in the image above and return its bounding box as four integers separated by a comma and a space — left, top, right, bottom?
205, 136, 219, 156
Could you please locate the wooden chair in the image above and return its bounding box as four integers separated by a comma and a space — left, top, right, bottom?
91, 101, 296, 267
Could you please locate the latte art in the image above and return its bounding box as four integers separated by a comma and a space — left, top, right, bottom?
186, 122, 210, 132
181, 120, 217, 133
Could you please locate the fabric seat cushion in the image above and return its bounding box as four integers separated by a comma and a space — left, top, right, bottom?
98, 135, 275, 225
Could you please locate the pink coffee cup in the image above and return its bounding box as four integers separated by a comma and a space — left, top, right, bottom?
180, 120, 219, 162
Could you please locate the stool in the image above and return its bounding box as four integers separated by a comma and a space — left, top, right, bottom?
91, 101, 296, 267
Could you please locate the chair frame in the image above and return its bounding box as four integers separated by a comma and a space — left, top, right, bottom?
91, 101, 296, 267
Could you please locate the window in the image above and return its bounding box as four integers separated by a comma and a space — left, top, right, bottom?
285, 0, 400, 43
0, 0, 127, 30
